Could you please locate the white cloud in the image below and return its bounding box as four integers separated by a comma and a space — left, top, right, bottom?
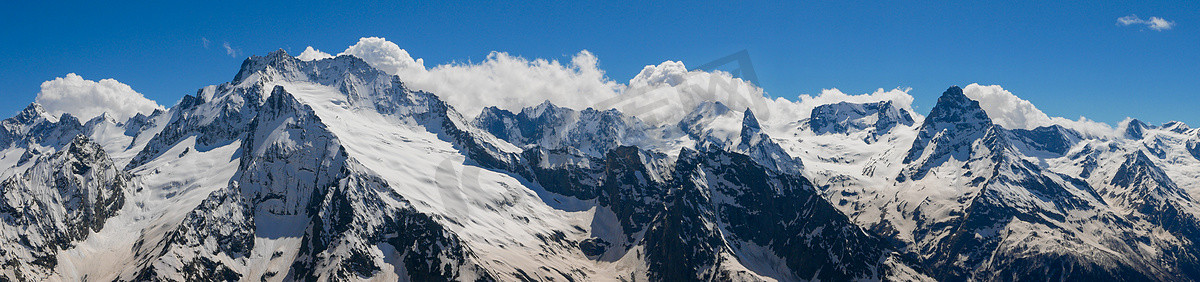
296, 46, 333, 61
1118, 15, 1142, 26
202, 37, 211, 49
961, 83, 1119, 137
619, 60, 776, 124
1053, 116, 1116, 139
1118, 14, 1175, 31
1147, 17, 1176, 31
963, 83, 1053, 130
339, 37, 425, 76
402, 50, 623, 120
792, 87, 917, 120
329, 37, 924, 127
223, 42, 237, 57
35, 73, 163, 121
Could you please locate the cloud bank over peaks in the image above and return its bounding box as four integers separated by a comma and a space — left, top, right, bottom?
410, 50, 624, 120
34, 73, 163, 121
621, 60, 779, 125
793, 87, 918, 119
962, 83, 1115, 137
962, 83, 1053, 130
326, 37, 918, 128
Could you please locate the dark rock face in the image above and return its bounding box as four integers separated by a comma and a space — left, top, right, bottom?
522, 147, 606, 200
0, 136, 130, 278
598, 146, 668, 240
662, 147, 904, 281
1187, 139, 1200, 161
1125, 119, 1149, 140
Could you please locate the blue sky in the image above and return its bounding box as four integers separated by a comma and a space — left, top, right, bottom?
1, 1, 1196, 125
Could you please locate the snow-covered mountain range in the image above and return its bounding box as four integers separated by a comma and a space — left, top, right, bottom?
2, 48, 1198, 281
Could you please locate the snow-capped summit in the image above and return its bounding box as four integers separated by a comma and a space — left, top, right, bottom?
1162, 121, 1191, 134
806, 100, 915, 136
900, 86, 993, 181
737, 109, 803, 173
678, 101, 743, 147
473, 100, 650, 157
1124, 118, 1150, 139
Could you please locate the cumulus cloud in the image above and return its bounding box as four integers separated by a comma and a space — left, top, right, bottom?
962, 84, 1053, 130
1053, 116, 1116, 139
297, 46, 334, 61
619, 60, 777, 124
331, 37, 919, 127
1118, 15, 1175, 31
35, 73, 163, 121
405, 50, 623, 120
339, 37, 425, 76
1147, 17, 1176, 30
961, 83, 1120, 137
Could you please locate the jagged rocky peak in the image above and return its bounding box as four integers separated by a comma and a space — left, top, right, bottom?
1, 103, 90, 150
925, 85, 990, 126
741, 108, 762, 134
1123, 118, 1149, 139
0, 135, 130, 278
474, 106, 521, 141
232, 48, 295, 82
904, 86, 992, 160
54, 113, 82, 128
472, 100, 578, 146
2, 103, 57, 135
737, 109, 803, 173
808, 100, 915, 135
899, 86, 996, 181
1110, 150, 1182, 197
81, 112, 118, 129
520, 100, 578, 136
2, 104, 50, 144
231, 47, 389, 89
12, 103, 56, 124
472, 100, 649, 157
1106, 150, 1200, 244
122, 109, 165, 136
